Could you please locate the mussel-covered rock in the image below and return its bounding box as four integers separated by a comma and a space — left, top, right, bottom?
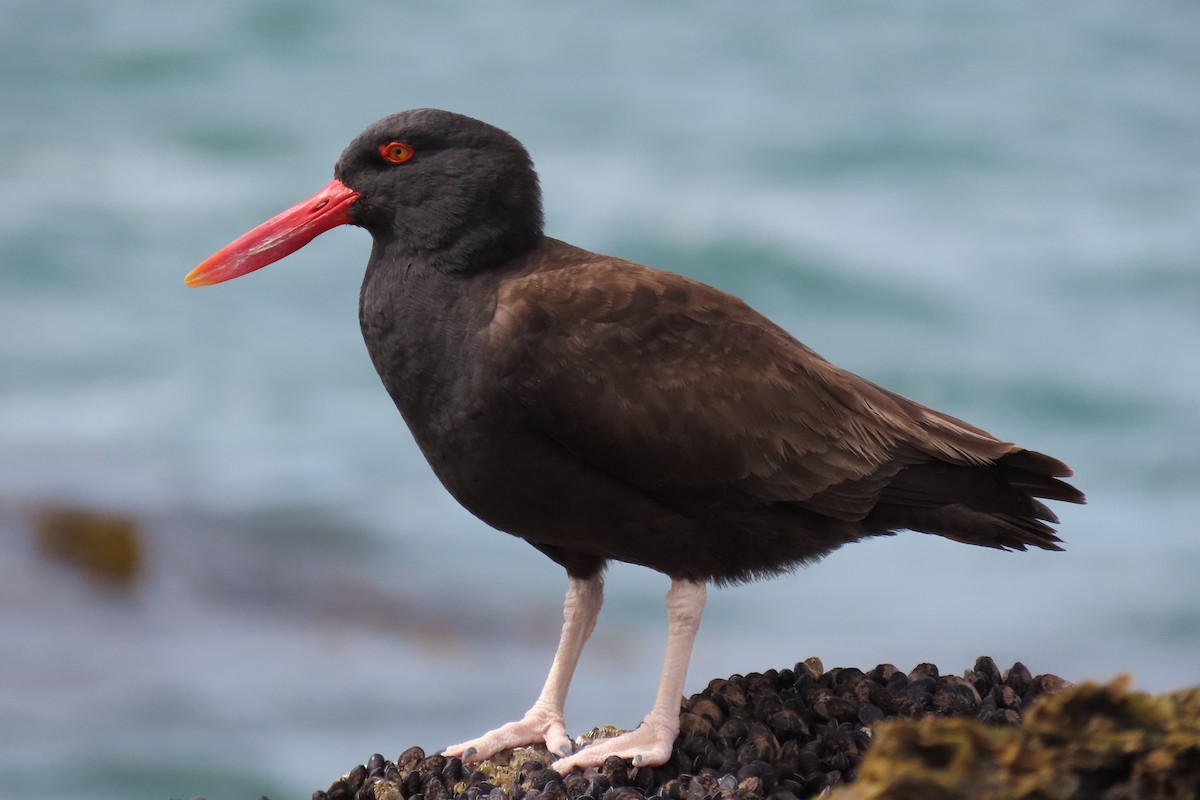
307, 656, 1164, 800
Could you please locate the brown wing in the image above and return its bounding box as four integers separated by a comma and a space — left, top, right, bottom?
486, 241, 1065, 525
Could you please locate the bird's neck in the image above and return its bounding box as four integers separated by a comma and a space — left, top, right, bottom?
357, 241, 511, 430
363, 202, 543, 278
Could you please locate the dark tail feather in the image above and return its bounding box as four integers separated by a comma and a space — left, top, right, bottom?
996, 450, 1087, 505
870, 448, 1085, 552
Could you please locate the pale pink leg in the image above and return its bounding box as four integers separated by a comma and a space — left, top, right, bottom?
444, 574, 604, 761
552, 578, 706, 774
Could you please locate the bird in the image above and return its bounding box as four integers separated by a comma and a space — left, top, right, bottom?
186, 108, 1085, 773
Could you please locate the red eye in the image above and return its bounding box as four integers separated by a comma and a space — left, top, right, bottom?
379, 141, 415, 164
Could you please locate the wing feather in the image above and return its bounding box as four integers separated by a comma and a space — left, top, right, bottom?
487, 242, 1019, 522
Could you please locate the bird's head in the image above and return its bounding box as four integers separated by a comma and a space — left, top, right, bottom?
185, 109, 544, 287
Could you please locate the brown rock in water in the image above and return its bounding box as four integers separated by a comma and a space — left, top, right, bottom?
34, 504, 142, 588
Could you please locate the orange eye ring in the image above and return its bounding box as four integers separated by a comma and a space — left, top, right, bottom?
379, 141, 415, 164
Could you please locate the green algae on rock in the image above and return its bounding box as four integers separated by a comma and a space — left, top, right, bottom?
831, 676, 1200, 800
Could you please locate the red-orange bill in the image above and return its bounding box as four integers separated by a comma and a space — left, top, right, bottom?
185, 178, 360, 287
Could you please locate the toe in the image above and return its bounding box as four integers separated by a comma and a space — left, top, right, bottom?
551, 723, 675, 774
443, 707, 570, 763
544, 722, 574, 758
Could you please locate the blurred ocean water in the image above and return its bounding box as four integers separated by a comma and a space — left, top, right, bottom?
1, 2, 1198, 798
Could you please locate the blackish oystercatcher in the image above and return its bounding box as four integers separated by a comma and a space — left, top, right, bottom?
186, 109, 1084, 773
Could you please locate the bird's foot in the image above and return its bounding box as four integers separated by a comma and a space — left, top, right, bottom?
443, 706, 574, 763
551, 714, 677, 774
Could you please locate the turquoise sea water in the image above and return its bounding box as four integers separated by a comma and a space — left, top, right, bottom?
2, 2, 1198, 798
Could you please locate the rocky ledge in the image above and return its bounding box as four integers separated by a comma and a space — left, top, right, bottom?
311, 657, 1200, 800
